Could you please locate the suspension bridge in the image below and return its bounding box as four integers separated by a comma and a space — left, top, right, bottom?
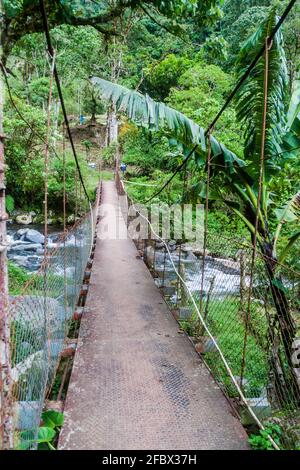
58, 180, 248, 450
1, 168, 299, 451
1, 0, 299, 451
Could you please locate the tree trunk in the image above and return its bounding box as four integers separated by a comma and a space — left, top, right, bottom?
0, 29, 13, 449
262, 246, 300, 407
106, 106, 119, 172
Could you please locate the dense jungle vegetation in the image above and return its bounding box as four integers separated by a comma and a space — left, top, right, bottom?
2, 1, 299, 261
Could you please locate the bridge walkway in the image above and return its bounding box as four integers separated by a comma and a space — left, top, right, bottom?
58, 180, 248, 450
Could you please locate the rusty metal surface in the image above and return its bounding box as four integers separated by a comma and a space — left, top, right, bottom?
59, 181, 248, 450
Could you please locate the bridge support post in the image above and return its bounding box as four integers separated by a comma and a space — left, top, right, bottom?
0, 43, 13, 449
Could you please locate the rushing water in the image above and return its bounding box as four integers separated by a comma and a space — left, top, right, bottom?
7, 224, 65, 272
8, 224, 244, 298
153, 247, 243, 298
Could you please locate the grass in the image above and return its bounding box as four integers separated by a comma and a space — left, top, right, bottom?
8, 262, 29, 295
206, 298, 269, 397
180, 296, 269, 398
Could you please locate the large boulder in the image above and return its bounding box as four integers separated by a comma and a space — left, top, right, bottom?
25, 229, 45, 245
10, 295, 66, 332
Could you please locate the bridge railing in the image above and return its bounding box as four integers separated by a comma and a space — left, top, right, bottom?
116, 174, 300, 450
3, 182, 101, 450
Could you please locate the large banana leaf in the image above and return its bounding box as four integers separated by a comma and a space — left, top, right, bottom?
274, 191, 300, 261
275, 191, 300, 224
281, 81, 300, 157
92, 76, 206, 149
235, 11, 289, 177
92, 76, 246, 174
287, 81, 300, 129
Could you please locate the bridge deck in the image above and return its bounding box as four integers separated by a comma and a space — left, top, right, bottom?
59, 181, 248, 450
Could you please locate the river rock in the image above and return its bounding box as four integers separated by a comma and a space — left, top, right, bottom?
10, 295, 65, 332
155, 241, 165, 249
241, 397, 271, 425
10, 242, 32, 251
25, 229, 45, 245
7, 235, 13, 246
145, 246, 155, 265
15, 214, 33, 225
185, 251, 198, 262
11, 243, 42, 252
67, 214, 75, 224
182, 245, 193, 253
168, 240, 177, 252
9, 256, 28, 267
47, 242, 58, 250
16, 228, 29, 239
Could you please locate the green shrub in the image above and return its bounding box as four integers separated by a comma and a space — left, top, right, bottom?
6, 194, 15, 214
8, 262, 29, 295
249, 424, 282, 450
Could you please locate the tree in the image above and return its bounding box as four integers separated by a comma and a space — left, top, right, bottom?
91, 10, 300, 406
142, 54, 192, 100
1, 0, 223, 63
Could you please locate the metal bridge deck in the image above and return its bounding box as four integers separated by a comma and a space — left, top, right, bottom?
58, 181, 248, 450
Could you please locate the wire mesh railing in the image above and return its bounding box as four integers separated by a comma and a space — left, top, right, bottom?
117, 176, 300, 450
4, 182, 101, 450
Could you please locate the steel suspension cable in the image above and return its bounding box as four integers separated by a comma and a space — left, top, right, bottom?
240, 37, 270, 388
199, 131, 212, 324
39, 0, 90, 203
42, 50, 56, 392
44, 51, 56, 260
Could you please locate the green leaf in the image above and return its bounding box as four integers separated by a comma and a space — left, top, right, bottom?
287, 81, 300, 129
42, 410, 64, 429
92, 77, 206, 151
37, 427, 56, 443
278, 230, 300, 264
271, 279, 288, 294
17, 430, 35, 450
92, 77, 247, 177
275, 191, 300, 224
5, 194, 15, 214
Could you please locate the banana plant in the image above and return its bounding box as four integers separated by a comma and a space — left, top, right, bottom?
92, 10, 300, 405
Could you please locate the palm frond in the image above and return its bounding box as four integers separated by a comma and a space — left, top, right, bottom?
92, 77, 247, 175
92, 77, 206, 149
